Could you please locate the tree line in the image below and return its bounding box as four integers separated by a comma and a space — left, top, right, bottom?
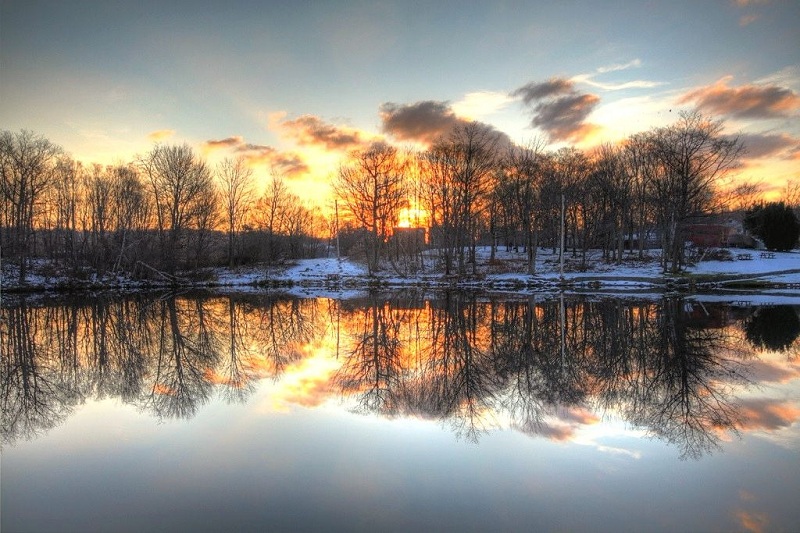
334, 110, 762, 276
3, 111, 797, 283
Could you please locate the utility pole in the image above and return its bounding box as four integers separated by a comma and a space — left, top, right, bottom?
559, 193, 565, 281
335, 199, 341, 261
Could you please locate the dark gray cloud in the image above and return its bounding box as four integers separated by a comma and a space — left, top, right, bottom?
512, 78, 574, 105
679, 78, 800, 119
513, 77, 601, 142
279, 115, 368, 151
204, 136, 244, 149
379, 100, 462, 144
379, 100, 513, 150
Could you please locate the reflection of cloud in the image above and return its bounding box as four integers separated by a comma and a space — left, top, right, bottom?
559, 406, 600, 425
678, 77, 800, 119
539, 424, 574, 441
734, 509, 769, 533
738, 398, 800, 432
748, 358, 800, 383
278, 114, 373, 151
512, 77, 601, 142
147, 129, 176, 142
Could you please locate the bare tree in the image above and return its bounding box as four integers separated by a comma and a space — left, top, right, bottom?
649, 111, 743, 273
334, 142, 406, 274
0, 130, 62, 281
425, 122, 501, 275
140, 144, 217, 274
109, 164, 150, 273
496, 139, 549, 273
217, 156, 254, 267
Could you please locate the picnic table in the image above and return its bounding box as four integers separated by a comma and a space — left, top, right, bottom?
760, 252, 775, 259
737, 253, 753, 260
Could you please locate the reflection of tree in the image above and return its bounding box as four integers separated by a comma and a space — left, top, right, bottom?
1, 294, 321, 444
744, 306, 800, 352
0, 293, 768, 458
625, 298, 748, 459
1, 299, 76, 445
336, 295, 404, 414
144, 297, 219, 419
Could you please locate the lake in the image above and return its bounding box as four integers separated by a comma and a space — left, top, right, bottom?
2, 291, 799, 532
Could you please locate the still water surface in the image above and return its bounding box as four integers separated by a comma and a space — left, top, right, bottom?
2, 292, 799, 532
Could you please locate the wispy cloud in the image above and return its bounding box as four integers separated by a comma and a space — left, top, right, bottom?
571, 59, 666, 91
512, 78, 601, 143
202, 136, 308, 176
678, 76, 800, 119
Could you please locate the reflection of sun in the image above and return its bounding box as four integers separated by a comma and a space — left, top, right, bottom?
269, 336, 342, 410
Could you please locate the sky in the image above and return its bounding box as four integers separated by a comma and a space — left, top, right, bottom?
2, 0, 799, 205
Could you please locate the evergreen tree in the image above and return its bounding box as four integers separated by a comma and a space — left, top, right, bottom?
744, 202, 800, 251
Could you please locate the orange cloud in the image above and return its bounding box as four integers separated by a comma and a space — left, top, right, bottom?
202, 136, 309, 176
147, 129, 176, 142
278, 114, 375, 151
678, 77, 800, 119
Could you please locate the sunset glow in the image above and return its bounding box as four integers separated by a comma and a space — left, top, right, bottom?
1, 2, 797, 205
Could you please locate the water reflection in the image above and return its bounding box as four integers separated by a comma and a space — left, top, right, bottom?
2, 292, 798, 458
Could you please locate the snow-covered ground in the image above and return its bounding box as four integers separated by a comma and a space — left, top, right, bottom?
3, 247, 800, 298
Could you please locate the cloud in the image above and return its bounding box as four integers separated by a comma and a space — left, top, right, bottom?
451, 91, 515, 119
735, 132, 800, 160
277, 114, 373, 151
147, 129, 175, 142
380, 100, 463, 144
678, 77, 800, 119
204, 135, 244, 150
202, 136, 308, 176
739, 13, 760, 26
513, 78, 574, 104
513, 77, 601, 143
732, 0, 769, 7
571, 60, 666, 91
734, 509, 769, 533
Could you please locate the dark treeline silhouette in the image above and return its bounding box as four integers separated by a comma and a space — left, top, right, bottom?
6, 293, 795, 457
0, 132, 325, 283
11, 111, 800, 283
